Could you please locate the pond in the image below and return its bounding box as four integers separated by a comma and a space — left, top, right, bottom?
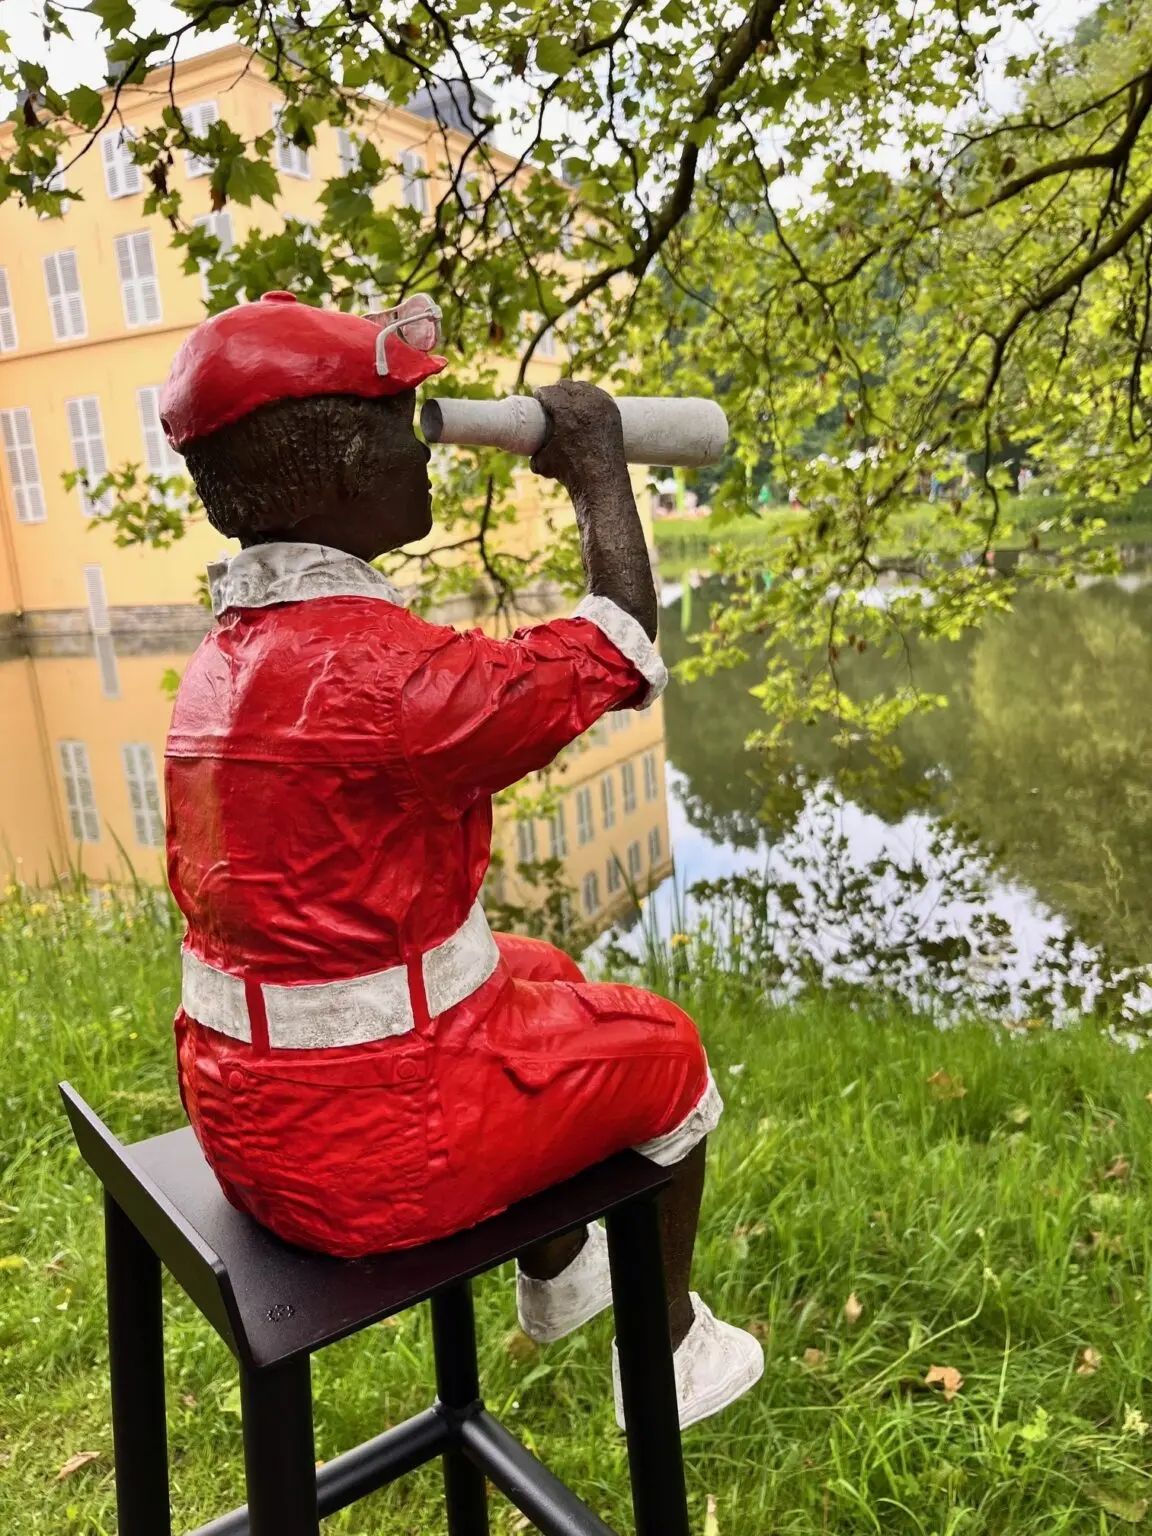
3, 572, 1152, 1016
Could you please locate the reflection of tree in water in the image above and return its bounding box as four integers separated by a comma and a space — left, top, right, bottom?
663, 579, 1152, 978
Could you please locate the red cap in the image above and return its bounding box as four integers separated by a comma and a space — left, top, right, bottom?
160, 291, 448, 451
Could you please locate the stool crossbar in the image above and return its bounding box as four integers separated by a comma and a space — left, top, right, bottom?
60, 1083, 692, 1536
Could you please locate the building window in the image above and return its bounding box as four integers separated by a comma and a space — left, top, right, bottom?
606, 856, 622, 895
575, 786, 594, 846
101, 127, 142, 198
273, 106, 311, 179
0, 269, 17, 352
58, 740, 100, 842
515, 818, 537, 865
336, 128, 362, 175
621, 761, 637, 815
83, 564, 111, 634
549, 804, 568, 859
648, 826, 662, 865
627, 840, 642, 879
401, 149, 429, 213
537, 327, 557, 358
122, 744, 165, 847
182, 100, 219, 178
43, 249, 86, 340
0, 408, 46, 524
114, 231, 162, 327
610, 709, 630, 733
600, 773, 616, 829
137, 386, 183, 475
642, 750, 659, 802
582, 870, 600, 915
191, 210, 234, 303
37, 156, 72, 217
65, 397, 110, 516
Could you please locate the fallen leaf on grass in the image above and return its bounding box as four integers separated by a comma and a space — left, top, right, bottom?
1090, 1490, 1149, 1523
704, 1493, 719, 1536
924, 1365, 963, 1401
1105, 1157, 1132, 1181
926, 1070, 967, 1101
1076, 1347, 1102, 1375
843, 1292, 864, 1326
1006, 1105, 1031, 1126
511, 1516, 532, 1533
182, 1394, 198, 1408
44, 1252, 67, 1275
56, 1451, 100, 1481
1086, 1230, 1124, 1257
732, 1222, 766, 1239
748, 1320, 771, 1340
502, 1328, 538, 1365
800, 1348, 827, 1370
1145, 1091, 1152, 1106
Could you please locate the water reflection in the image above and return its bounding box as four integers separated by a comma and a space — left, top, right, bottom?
652, 575, 1152, 1012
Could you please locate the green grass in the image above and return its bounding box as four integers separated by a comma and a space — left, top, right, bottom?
3, 885, 1152, 1533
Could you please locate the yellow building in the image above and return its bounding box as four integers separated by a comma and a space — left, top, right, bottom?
0, 44, 672, 920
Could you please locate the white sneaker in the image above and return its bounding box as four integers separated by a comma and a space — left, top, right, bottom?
516, 1223, 614, 1344
612, 1293, 764, 1431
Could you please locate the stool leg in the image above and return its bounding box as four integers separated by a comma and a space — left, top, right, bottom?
105, 1191, 171, 1536
605, 1196, 691, 1536
240, 1357, 320, 1536
430, 1281, 489, 1536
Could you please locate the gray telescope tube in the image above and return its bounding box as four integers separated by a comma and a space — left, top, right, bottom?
420, 395, 729, 468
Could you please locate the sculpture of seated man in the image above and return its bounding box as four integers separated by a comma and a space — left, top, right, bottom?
159, 290, 762, 1429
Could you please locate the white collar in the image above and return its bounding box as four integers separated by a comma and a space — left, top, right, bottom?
207, 542, 406, 618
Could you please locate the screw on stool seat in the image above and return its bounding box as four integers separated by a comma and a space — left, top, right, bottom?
59, 1082, 692, 1536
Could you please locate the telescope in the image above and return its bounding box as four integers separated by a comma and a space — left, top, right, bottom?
420, 395, 729, 469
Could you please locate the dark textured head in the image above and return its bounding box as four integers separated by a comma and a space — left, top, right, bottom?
182, 389, 433, 561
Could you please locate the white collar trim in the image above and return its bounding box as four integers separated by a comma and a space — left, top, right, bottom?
207, 542, 406, 617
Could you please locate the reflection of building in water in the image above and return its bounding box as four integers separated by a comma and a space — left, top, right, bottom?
488, 698, 673, 935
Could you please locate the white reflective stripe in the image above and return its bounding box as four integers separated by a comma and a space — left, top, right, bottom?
182, 947, 251, 1042
264, 964, 414, 1048
634, 1067, 724, 1167
181, 901, 498, 1047
571, 594, 668, 708
423, 899, 500, 1017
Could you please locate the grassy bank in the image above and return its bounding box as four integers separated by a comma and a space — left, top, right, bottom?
3, 887, 1152, 1533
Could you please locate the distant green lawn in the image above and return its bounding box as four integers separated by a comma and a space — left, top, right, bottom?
3, 888, 1152, 1532
651, 491, 1152, 581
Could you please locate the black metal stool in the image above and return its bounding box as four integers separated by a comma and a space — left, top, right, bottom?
60, 1083, 691, 1536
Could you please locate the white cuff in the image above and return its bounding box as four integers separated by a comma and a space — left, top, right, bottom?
634, 1067, 724, 1167
572, 594, 668, 708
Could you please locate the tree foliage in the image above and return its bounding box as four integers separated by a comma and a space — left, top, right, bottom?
3, 0, 1152, 739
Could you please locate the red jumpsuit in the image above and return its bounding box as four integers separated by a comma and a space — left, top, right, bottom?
167, 541, 720, 1258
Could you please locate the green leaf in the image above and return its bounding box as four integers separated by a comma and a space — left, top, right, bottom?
536, 37, 578, 76
86, 0, 135, 34
224, 155, 279, 207
64, 83, 104, 129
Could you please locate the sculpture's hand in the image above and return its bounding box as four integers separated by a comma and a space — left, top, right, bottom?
530, 380, 657, 641
530, 379, 628, 494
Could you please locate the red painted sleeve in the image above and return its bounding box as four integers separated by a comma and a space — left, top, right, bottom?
398, 615, 649, 808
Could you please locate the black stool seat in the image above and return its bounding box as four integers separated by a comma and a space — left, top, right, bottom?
60, 1082, 692, 1536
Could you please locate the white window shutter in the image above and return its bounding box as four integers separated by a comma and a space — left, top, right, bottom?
83, 565, 111, 634
0, 269, 17, 352
101, 132, 122, 198
66, 398, 109, 515
1, 407, 47, 524
184, 100, 219, 177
